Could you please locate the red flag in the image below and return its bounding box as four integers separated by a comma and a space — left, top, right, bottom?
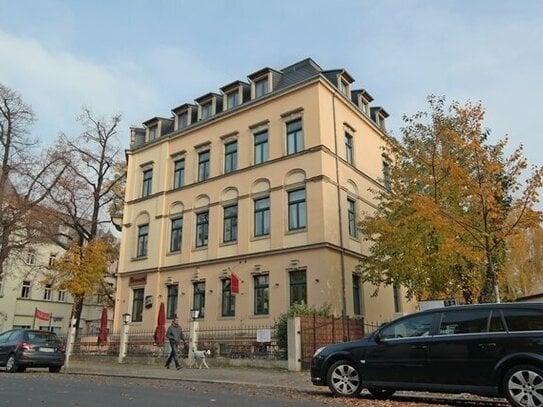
35, 308, 50, 321
231, 273, 239, 295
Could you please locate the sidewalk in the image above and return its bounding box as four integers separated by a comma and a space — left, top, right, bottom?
63, 359, 315, 392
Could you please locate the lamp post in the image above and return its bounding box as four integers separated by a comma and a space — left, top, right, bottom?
118, 312, 130, 364
64, 316, 78, 369
188, 308, 200, 366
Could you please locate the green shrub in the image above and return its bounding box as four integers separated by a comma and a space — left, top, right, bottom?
274, 303, 331, 352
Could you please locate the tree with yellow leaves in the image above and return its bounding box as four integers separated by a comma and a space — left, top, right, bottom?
360, 96, 543, 304
44, 238, 116, 314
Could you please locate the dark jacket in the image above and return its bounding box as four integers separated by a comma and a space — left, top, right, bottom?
166, 322, 184, 343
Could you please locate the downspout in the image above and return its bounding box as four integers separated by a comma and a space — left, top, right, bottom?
332, 93, 348, 331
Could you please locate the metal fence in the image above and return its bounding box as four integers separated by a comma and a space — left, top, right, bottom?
69, 324, 284, 360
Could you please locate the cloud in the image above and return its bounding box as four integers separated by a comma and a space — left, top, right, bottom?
0, 30, 223, 146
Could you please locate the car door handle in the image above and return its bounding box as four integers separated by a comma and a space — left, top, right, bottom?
478, 343, 496, 350
410, 345, 428, 350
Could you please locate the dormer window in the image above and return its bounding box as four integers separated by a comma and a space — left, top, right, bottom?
255, 77, 269, 98
177, 112, 188, 129
226, 91, 239, 109
201, 101, 212, 120
148, 126, 157, 141
339, 78, 349, 96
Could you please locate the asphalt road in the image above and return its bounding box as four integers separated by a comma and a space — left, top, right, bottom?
0, 372, 342, 407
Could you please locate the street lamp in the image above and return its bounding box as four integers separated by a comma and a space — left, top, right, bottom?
190, 308, 200, 320
122, 312, 131, 325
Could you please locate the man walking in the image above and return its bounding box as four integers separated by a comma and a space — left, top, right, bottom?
165, 317, 184, 369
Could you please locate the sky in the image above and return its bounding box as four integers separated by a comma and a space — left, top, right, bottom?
1, 0, 542, 177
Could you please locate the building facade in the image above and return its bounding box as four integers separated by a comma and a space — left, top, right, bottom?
0, 239, 115, 336
114, 58, 416, 332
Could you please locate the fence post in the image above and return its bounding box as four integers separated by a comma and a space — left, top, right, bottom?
64, 317, 77, 369
287, 316, 301, 372
118, 321, 130, 363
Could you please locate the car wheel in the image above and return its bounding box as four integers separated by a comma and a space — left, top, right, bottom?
326, 359, 362, 397
503, 364, 543, 407
367, 387, 396, 399
49, 366, 61, 373
6, 354, 18, 373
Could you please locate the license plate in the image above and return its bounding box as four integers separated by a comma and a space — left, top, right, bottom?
39, 347, 54, 352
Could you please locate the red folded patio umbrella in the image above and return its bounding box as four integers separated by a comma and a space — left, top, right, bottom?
97, 307, 108, 345
154, 302, 166, 345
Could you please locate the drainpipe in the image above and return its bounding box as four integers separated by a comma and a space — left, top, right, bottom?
332, 93, 347, 333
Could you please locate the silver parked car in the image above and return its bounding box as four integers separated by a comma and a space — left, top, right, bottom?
0, 329, 65, 373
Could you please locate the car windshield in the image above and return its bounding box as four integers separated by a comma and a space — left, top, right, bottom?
27, 331, 59, 344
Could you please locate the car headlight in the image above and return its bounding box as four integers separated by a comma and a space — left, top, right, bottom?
313, 346, 326, 357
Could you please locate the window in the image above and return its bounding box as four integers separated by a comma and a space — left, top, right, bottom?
173, 158, 185, 189
345, 132, 353, 164
201, 102, 212, 120
380, 313, 433, 340
148, 126, 157, 141
347, 198, 357, 238
166, 284, 178, 320
254, 275, 269, 315
132, 288, 144, 322
142, 168, 153, 197
353, 275, 361, 315
438, 310, 490, 335
289, 270, 307, 306
224, 141, 238, 173
288, 188, 306, 231
137, 224, 149, 258
223, 204, 238, 243
177, 112, 188, 129
43, 284, 52, 301
339, 78, 349, 96
170, 217, 183, 252
255, 78, 269, 97
503, 309, 543, 331
193, 282, 205, 318
21, 280, 31, 298
27, 250, 35, 265
195, 212, 209, 247
198, 150, 210, 181
48, 254, 57, 267
221, 279, 235, 317
57, 290, 66, 302
254, 197, 270, 237
382, 159, 391, 190
286, 119, 303, 154
254, 130, 269, 164
226, 91, 239, 109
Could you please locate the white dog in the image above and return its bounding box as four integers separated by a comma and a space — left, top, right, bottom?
189, 349, 211, 369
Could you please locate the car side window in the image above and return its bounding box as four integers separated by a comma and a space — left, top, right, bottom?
379, 314, 434, 340
488, 310, 506, 332
503, 309, 543, 331
438, 310, 490, 335
0, 330, 12, 343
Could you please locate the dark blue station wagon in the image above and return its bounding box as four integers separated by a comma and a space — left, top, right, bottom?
311, 303, 543, 407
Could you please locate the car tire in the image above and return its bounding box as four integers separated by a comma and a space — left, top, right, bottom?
49, 366, 62, 373
503, 364, 543, 407
6, 354, 18, 373
367, 387, 396, 399
326, 359, 362, 397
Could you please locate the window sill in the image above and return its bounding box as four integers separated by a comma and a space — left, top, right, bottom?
131, 256, 148, 262
251, 234, 270, 242
286, 227, 307, 235
220, 241, 237, 247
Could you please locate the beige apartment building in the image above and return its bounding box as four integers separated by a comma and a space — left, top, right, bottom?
114, 58, 416, 332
